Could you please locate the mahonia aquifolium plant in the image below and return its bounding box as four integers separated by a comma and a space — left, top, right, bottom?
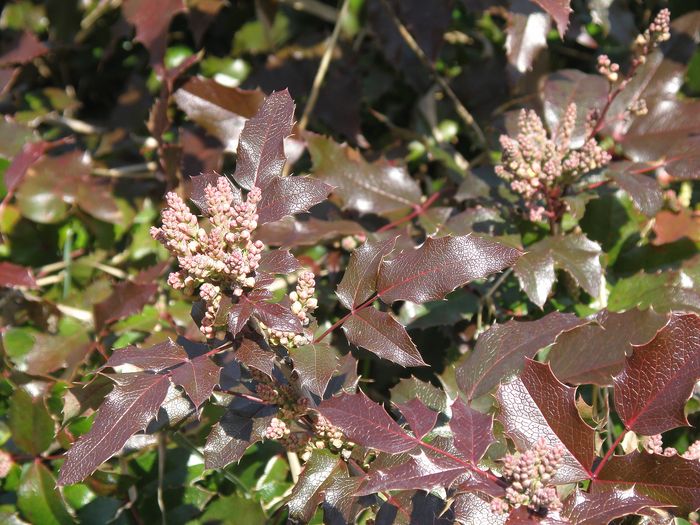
150, 176, 317, 346
496, 8, 671, 225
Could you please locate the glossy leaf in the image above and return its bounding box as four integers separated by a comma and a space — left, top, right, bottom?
234, 336, 276, 377
122, 0, 185, 66
203, 398, 277, 469
548, 309, 667, 386
173, 77, 264, 151
531, 0, 571, 37
58, 373, 171, 485
0, 261, 37, 289
337, 236, 397, 309
0, 31, 48, 67
256, 216, 365, 247
93, 280, 158, 332
257, 249, 300, 274
4, 141, 47, 195
542, 70, 607, 148
453, 493, 507, 525
307, 134, 422, 216
9, 388, 55, 455
288, 342, 338, 396
104, 339, 188, 372
233, 90, 294, 191
18, 462, 75, 525
256, 176, 331, 225
318, 391, 417, 454
396, 398, 438, 440
170, 354, 221, 408
595, 452, 700, 514
496, 360, 596, 483
457, 312, 584, 400
449, 399, 494, 464
228, 289, 302, 336
563, 485, 665, 525
506, 0, 549, 75
608, 163, 663, 217
358, 450, 467, 495
343, 307, 426, 367
613, 312, 700, 435
287, 449, 345, 523
515, 233, 603, 306
377, 234, 522, 304
652, 209, 700, 245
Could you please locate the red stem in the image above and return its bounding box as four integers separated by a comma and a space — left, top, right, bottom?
376, 191, 441, 233
313, 294, 378, 344
591, 429, 627, 479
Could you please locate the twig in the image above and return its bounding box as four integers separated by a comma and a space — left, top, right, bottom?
157, 433, 167, 525
378, 0, 487, 149
278, 0, 338, 23
376, 191, 442, 233
287, 451, 302, 483
92, 162, 158, 178
297, 0, 351, 133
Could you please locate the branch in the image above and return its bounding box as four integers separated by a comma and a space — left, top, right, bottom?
378, 0, 487, 149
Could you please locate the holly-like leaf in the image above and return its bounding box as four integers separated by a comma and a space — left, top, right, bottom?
104, 339, 188, 372
318, 391, 417, 454
337, 236, 397, 309
375, 490, 454, 525
608, 163, 663, 217
606, 11, 700, 140
652, 209, 700, 245
93, 280, 158, 332
234, 336, 276, 377
18, 462, 75, 525
457, 312, 584, 400
343, 307, 425, 367
613, 312, 700, 435
173, 77, 264, 151
449, 399, 494, 464
256, 176, 331, 225
452, 493, 506, 525
0, 31, 48, 67
542, 70, 607, 148
287, 449, 346, 523
170, 354, 221, 408
307, 134, 422, 216
233, 90, 294, 191
506, 0, 549, 75
256, 216, 365, 247
288, 343, 339, 396
377, 234, 522, 304
0, 261, 37, 289
58, 372, 171, 485
358, 451, 467, 495
9, 388, 55, 455
122, 0, 186, 66
203, 398, 277, 469
563, 485, 666, 525
396, 398, 438, 440
257, 250, 300, 274
595, 452, 700, 515
548, 309, 667, 386
496, 360, 596, 483
228, 289, 303, 336
4, 141, 48, 196
515, 233, 603, 307
530, 0, 571, 37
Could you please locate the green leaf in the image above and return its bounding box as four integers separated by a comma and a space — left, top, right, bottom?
198, 493, 266, 524
8, 388, 55, 455
18, 462, 75, 525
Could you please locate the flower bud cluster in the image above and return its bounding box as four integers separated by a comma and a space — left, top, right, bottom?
302, 415, 354, 461
151, 177, 264, 336
491, 438, 565, 515
495, 104, 611, 221
644, 434, 700, 459
261, 271, 318, 349
633, 8, 671, 65
597, 55, 620, 83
